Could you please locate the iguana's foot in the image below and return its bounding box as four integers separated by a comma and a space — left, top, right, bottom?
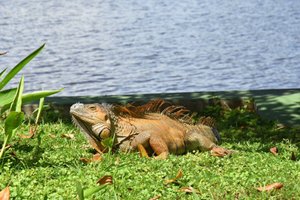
137, 144, 149, 158
210, 146, 233, 157
154, 152, 169, 160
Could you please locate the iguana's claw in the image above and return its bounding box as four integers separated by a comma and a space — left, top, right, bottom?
210, 146, 234, 157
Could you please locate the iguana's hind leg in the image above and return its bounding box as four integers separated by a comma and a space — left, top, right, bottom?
185, 131, 233, 157
149, 136, 169, 159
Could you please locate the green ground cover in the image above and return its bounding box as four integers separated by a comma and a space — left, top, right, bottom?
1, 106, 300, 199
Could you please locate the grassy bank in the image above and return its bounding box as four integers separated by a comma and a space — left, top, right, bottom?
1, 107, 300, 199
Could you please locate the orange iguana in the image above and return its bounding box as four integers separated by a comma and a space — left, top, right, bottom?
70, 99, 232, 157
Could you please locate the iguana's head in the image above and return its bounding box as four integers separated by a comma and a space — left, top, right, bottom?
70, 103, 114, 152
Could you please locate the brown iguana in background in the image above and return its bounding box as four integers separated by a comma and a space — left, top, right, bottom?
70, 99, 232, 158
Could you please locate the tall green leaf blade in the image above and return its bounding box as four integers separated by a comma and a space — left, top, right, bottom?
76, 182, 84, 200
35, 97, 44, 124
83, 186, 105, 198
0, 88, 63, 114
0, 44, 45, 90
10, 76, 24, 112
22, 88, 63, 103
4, 111, 24, 140
0, 88, 17, 107
0, 68, 7, 79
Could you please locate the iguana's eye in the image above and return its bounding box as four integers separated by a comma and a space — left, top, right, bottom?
104, 114, 108, 121
88, 105, 97, 111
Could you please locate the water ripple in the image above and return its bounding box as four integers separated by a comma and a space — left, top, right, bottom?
1, 0, 299, 96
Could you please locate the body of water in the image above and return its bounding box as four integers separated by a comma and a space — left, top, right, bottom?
1, 0, 300, 96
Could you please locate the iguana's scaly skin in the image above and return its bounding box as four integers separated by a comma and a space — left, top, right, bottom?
70, 99, 230, 157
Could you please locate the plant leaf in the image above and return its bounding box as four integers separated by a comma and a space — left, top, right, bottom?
83, 186, 105, 198
101, 137, 114, 149
257, 182, 283, 192
10, 76, 24, 112
35, 97, 45, 124
1, 88, 63, 114
5, 111, 24, 140
22, 88, 63, 103
0, 187, 10, 200
0, 68, 7, 79
0, 88, 17, 107
76, 182, 84, 200
0, 44, 45, 90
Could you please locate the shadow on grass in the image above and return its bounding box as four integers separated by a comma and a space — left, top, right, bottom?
40, 90, 300, 149
9, 89, 299, 168
43, 88, 300, 125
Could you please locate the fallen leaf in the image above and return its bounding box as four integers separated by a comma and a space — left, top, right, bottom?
275, 123, 285, 130
137, 144, 149, 158
234, 193, 240, 200
179, 186, 200, 194
164, 169, 183, 185
81, 144, 91, 150
80, 153, 102, 164
0, 187, 10, 200
96, 175, 113, 185
79, 157, 91, 164
211, 146, 233, 157
61, 133, 75, 140
20, 125, 37, 139
257, 182, 283, 192
10, 151, 17, 158
270, 147, 278, 156
92, 153, 102, 162
114, 157, 120, 165
149, 195, 161, 200
48, 134, 56, 138
4, 144, 12, 150
291, 152, 297, 161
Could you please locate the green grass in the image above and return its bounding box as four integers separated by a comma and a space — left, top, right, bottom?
1, 109, 300, 199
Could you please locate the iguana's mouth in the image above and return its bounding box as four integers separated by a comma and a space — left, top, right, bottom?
71, 115, 101, 143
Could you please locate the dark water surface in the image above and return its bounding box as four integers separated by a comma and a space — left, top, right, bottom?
1, 0, 300, 96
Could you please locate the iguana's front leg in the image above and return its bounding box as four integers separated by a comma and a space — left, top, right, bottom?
130, 132, 169, 159
149, 136, 169, 159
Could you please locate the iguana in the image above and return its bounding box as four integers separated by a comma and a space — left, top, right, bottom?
70, 99, 232, 158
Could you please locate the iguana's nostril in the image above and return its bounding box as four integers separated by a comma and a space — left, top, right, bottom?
70, 103, 84, 111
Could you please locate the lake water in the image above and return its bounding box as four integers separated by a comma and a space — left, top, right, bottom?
1, 0, 300, 96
